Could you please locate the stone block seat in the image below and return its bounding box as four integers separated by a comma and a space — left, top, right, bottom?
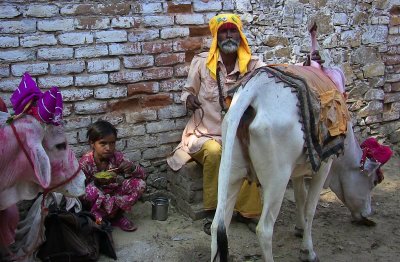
168, 160, 208, 220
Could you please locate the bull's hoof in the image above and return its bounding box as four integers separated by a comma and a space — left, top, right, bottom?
294, 226, 303, 238
299, 249, 319, 262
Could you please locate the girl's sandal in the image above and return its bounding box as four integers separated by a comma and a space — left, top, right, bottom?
112, 216, 137, 232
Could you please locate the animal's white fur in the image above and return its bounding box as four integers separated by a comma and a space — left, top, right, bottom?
0, 112, 85, 210
210, 71, 378, 262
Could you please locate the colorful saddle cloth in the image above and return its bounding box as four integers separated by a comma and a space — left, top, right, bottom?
251, 65, 350, 171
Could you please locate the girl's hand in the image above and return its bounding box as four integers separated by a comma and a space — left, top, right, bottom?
118, 161, 133, 174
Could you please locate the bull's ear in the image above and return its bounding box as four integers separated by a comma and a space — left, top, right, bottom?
361, 158, 380, 177
29, 145, 51, 188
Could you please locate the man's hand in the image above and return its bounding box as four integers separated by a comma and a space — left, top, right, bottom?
303, 50, 325, 67
186, 94, 202, 112
310, 50, 325, 65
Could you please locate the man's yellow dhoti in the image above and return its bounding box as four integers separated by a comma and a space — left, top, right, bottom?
191, 140, 262, 218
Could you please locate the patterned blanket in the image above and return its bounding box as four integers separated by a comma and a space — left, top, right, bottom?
250, 65, 349, 171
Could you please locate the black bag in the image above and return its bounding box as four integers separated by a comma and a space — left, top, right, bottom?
37, 210, 117, 262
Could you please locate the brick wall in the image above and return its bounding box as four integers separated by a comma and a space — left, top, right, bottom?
0, 1, 399, 190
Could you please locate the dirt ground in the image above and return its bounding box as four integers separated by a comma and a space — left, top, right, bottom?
99, 154, 400, 262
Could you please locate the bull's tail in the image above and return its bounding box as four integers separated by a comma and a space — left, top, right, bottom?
212, 74, 262, 262
219, 73, 260, 185
213, 219, 228, 262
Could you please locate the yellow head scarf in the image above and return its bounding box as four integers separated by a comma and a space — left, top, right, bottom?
206, 13, 252, 79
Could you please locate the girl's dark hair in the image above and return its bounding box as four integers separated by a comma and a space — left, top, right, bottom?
87, 120, 118, 143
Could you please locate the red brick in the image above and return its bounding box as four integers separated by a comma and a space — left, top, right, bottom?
174, 38, 202, 51
141, 94, 173, 108
389, 6, 400, 15
97, 3, 130, 15
65, 3, 130, 16
76, 17, 107, 29
189, 26, 210, 37
383, 55, 400, 66
127, 82, 159, 96
72, 4, 95, 15
185, 51, 198, 62
143, 67, 173, 80
155, 53, 185, 66
142, 41, 173, 54
167, 3, 192, 13
111, 93, 173, 112
110, 97, 141, 112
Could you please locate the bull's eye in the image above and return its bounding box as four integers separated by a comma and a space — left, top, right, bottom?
55, 142, 67, 150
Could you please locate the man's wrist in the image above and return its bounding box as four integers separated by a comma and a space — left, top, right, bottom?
181, 92, 192, 103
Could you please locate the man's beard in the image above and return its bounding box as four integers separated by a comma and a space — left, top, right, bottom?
218, 39, 240, 54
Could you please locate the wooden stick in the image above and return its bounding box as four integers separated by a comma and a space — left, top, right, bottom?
106, 167, 119, 172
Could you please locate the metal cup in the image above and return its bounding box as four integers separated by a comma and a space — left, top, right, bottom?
151, 196, 169, 221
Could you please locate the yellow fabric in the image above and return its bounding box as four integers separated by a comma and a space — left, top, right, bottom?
319, 90, 349, 138
206, 13, 252, 80
191, 139, 262, 218
191, 140, 221, 209
234, 180, 263, 218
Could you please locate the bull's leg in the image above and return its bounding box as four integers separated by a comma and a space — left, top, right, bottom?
300, 158, 333, 262
248, 131, 295, 261
292, 176, 307, 237
255, 167, 291, 262
211, 137, 248, 262
211, 178, 243, 262
247, 88, 304, 261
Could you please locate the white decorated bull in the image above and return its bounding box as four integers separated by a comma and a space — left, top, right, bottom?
292, 122, 390, 240
0, 113, 85, 210
0, 73, 85, 254
210, 66, 392, 262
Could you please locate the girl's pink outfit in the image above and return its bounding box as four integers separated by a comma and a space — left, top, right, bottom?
79, 151, 147, 221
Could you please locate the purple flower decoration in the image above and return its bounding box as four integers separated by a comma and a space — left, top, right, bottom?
37, 87, 63, 125
11, 72, 41, 115
10, 72, 63, 125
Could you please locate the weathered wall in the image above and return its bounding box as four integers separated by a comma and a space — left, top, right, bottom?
0, 1, 399, 186
247, 0, 400, 154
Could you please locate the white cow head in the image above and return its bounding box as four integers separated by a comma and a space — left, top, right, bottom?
0, 114, 85, 210
328, 157, 380, 221
326, 124, 392, 223
41, 124, 86, 197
